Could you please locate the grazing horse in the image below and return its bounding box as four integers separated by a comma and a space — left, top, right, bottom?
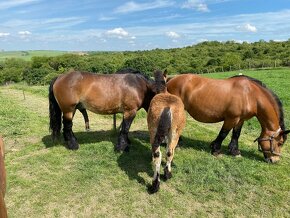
167, 74, 289, 163
147, 70, 186, 193
0, 137, 7, 218
49, 69, 155, 151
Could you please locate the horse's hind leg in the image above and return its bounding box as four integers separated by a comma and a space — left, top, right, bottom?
116, 110, 136, 152
75, 104, 90, 131
63, 112, 79, 150
228, 122, 243, 156
164, 132, 179, 180
79, 109, 90, 131
151, 143, 162, 193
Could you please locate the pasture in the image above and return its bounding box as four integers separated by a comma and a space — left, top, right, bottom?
0, 50, 67, 61
0, 69, 289, 217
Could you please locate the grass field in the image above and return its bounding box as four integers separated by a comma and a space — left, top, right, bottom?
0, 69, 289, 217
0, 50, 68, 61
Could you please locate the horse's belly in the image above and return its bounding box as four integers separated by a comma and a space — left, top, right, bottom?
186, 103, 224, 123
82, 101, 121, 115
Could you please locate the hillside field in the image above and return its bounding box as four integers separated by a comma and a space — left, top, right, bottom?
0, 69, 289, 217
0, 50, 68, 61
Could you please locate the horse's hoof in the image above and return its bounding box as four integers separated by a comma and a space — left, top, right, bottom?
149, 180, 160, 194
164, 167, 172, 181
234, 154, 242, 158
124, 146, 130, 152
230, 149, 241, 157
66, 142, 79, 150
211, 150, 222, 157
115, 144, 129, 152
85, 128, 90, 132
115, 145, 122, 152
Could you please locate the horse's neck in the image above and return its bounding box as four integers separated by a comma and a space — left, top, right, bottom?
256, 99, 280, 133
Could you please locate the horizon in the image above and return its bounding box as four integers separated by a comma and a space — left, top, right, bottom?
1, 0, 290, 51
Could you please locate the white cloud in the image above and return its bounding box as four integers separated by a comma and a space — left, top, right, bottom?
0, 32, 10, 37
105, 28, 129, 39
236, 23, 257, 33
0, 0, 40, 10
182, 0, 210, 12
98, 15, 116, 21
166, 31, 180, 39
115, 0, 174, 13
18, 30, 32, 35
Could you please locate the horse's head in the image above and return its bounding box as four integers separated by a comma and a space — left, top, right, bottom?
153, 69, 167, 94
256, 128, 290, 163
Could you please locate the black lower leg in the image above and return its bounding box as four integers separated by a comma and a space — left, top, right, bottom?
63, 118, 79, 150
116, 115, 135, 151
228, 124, 243, 156
211, 128, 230, 155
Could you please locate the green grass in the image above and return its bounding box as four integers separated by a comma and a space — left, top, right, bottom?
1, 69, 290, 217
0, 50, 68, 61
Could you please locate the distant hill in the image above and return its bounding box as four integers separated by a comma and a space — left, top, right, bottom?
0, 50, 69, 61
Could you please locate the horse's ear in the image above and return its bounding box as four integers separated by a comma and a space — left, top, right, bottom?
163, 69, 168, 78
282, 130, 290, 135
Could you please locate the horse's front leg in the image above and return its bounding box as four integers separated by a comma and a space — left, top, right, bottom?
116, 110, 136, 152
210, 128, 230, 156
228, 122, 243, 156
63, 112, 79, 150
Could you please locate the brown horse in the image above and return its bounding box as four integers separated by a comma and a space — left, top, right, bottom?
0, 137, 7, 218
49, 69, 155, 151
77, 69, 143, 131
167, 74, 289, 163
147, 70, 186, 193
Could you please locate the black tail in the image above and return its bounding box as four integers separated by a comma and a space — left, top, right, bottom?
153, 107, 171, 147
49, 77, 62, 140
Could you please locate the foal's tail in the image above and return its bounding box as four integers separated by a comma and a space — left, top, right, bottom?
153, 107, 172, 147
49, 77, 62, 140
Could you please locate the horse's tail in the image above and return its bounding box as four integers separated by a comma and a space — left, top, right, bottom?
153, 107, 172, 147
49, 77, 62, 140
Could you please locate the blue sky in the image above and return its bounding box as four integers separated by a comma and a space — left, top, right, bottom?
0, 0, 290, 51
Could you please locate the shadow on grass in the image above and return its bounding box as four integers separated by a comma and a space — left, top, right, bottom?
117, 130, 152, 189
179, 135, 265, 163
42, 129, 266, 190
42, 129, 118, 149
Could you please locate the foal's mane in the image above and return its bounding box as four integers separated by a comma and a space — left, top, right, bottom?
232, 75, 286, 135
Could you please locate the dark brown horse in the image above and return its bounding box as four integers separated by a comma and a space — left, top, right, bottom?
167, 74, 289, 163
0, 137, 7, 218
76, 69, 146, 131
49, 69, 155, 151
147, 70, 186, 193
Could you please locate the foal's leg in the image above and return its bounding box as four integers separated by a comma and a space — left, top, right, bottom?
228, 122, 243, 156
151, 144, 162, 193
116, 110, 136, 152
164, 132, 179, 180
63, 112, 79, 150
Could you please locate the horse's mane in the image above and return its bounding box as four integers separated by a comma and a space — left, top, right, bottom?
116, 68, 152, 81
232, 75, 286, 139
154, 70, 166, 94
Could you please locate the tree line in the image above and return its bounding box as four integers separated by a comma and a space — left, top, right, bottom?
1, 39, 290, 85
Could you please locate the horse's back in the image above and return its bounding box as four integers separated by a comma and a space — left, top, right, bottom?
167, 74, 257, 122
148, 93, 185, 131
53, 71, 147, 114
